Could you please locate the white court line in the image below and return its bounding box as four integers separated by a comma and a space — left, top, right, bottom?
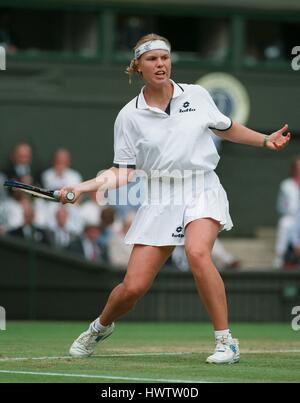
0, 370, 209, 383
243, 349, 300, 354
0, 352, 192, 362
0, 349, 300, 363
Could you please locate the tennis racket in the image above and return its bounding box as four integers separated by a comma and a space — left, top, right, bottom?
4, 180, 75, 202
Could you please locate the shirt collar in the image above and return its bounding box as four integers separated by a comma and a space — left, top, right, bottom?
136, 79, 184, 110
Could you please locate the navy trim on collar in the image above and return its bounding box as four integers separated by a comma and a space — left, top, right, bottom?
176, 82, 184, 92
165, 99, 171, 115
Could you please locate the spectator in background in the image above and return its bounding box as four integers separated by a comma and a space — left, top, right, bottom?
212, 239, 240, 270
1, 191, 27, 232
108, 211, 135, 268
41, 148, 82, 190
0, 11, 17, 54
67, 219, 105, 263
2, 170, 49, 231
4, 143, 36, 183
1, 183, 49, 234
97, 206, 117, 262
8, 198, 50, 245
283, 208, 300, 269
80, 191, 103, 228
47, 202, 84, 238
273, 157, 300, 268
48, 206, 76, 249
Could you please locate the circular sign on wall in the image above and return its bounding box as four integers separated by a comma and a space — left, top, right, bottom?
196, 73, 250, 125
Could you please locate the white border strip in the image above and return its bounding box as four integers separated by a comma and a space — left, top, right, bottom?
0, 370, 208, 383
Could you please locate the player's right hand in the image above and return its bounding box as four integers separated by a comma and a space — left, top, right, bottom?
59, 186, 80, 204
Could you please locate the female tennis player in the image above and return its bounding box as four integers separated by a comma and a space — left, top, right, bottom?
60, 34, 290, 364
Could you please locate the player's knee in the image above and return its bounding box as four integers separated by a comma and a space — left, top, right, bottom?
123, 282, 148, 302
185, 244, 211, 266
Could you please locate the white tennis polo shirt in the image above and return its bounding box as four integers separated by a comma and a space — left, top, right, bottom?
113, 80, 232, 175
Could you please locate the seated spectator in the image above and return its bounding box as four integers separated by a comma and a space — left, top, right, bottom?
80, 191, 103, 228
273, 157, 300, 268
8, 198, 50, 245
97, 206, 117, 261
32, 197, 51, 230
108, 211, 135, 268
1, 185, 50, 234
1, 191, 27, 231
283, 209, 300, 270
67, 218, 105, 263
0, 11, 17, 54
3, 173, 50, 231
48, 206, 76, 249
211, 238, 241, 270
47, 202, 84, 237
4, 143, 37, 184
41, 148, 82, 190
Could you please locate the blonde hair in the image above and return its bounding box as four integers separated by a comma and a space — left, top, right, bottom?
125, 33, 171, 84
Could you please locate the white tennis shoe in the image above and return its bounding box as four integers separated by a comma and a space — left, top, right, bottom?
69, 322, 114, 357
206, 337, 240, 364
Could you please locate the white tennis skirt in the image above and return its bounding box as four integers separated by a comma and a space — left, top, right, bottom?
125, 170, 233, 246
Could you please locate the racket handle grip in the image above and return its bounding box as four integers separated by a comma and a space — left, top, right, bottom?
66, 192, 75, 202
53, 191, 75, 202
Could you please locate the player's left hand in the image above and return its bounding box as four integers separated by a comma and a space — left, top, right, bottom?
266, 124, 291, 151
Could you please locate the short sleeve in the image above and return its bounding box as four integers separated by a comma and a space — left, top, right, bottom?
201, 87, 232, 131
113, 111, 136, 168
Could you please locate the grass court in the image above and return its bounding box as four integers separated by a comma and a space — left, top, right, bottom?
0, 321, 299, 383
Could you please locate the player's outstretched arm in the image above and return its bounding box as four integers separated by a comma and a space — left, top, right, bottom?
213, 121, 291, 150
59, 166, 135, 204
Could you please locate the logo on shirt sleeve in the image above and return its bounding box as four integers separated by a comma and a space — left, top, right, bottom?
179, 101, 196, 113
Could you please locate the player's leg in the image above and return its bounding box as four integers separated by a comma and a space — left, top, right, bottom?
184, 218, 239, 364
69, 244, 174, 357
185, 218, 227, 329
100, 244, 174, 325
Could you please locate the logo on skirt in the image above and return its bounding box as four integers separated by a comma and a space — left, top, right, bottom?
172, 226, 184, 238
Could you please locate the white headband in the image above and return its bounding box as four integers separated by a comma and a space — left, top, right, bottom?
134, 40, 171, 59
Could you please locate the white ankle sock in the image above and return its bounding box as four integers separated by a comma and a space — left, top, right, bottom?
214, 329, 232, 340
91, 318, 109, 332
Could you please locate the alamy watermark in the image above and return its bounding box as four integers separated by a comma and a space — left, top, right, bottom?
94, 169, 205, 207
0, 46, 6, 70
291, 306, 300, 331
291, 46, 300, 71
0, 306, 6, 330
